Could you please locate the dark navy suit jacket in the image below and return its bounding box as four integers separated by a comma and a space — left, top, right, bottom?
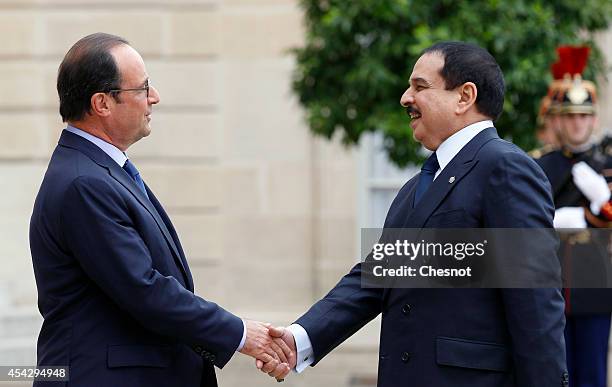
295, 127, 568, 387
29, 130, 243, 387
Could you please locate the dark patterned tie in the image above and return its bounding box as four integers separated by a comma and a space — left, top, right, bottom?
414, 153, 439, 206
123, 159, 149, 199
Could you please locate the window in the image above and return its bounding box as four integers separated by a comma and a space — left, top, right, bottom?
358, 132, 420, 229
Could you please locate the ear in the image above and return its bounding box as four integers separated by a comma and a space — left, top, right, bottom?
90, 92, 112, 118
455, 82, 477, 115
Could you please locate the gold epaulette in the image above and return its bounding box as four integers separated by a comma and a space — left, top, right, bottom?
529, 144, 557, 159
600, 135, 612, 156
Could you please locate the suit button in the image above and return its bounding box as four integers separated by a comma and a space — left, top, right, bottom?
561, 371, 569, 386
401, 352, 411, 363
194, 346, 203, 354
401, 304, 411, 315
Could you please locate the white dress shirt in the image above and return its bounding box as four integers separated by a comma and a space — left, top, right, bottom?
64, 125, 248, 352
66, 125, 127, 167
288, 119, 494, 373
434, 120, 493, 179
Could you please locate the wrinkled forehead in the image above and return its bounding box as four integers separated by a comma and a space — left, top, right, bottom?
110, 44, 148, 83
410, 52, 445, 85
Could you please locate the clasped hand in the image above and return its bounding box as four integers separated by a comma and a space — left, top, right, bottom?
239, 320, 296, 381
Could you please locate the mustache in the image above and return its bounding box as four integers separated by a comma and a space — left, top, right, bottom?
405, 105, 420, 116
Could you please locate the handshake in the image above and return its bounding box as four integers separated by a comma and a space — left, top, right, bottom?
239, 320, 297, 382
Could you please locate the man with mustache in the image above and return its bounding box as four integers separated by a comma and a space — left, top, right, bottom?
260, 41, 567, 387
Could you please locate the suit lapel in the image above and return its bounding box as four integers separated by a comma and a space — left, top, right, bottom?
402, 127, 499, 228
403, 161, 477, 228
58, 130, 192, 288
145, 186, 194, 291
107, 166, 191, 286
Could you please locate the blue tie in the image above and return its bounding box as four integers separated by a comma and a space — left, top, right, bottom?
414, 153, 439, 206
123, 159, 149, 199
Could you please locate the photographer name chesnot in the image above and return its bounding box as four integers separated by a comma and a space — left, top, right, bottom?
371, 239, 488, 261
372, 265, 473, 278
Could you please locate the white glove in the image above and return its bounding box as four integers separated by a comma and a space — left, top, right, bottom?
553, 207, 587, 229
572, 161, 611, 215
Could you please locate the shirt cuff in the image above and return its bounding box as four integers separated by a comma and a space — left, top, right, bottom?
590, 194, 611, 215
287, 323, 314, 373
236, 319, 247, 352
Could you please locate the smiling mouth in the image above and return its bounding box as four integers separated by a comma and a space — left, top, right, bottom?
406, 106, 421, 120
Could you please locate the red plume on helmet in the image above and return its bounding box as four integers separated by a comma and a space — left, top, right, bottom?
548, 45, 596, 115
551, 46, 590, 79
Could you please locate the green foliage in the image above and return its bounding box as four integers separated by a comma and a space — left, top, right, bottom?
291, 0, 612, 166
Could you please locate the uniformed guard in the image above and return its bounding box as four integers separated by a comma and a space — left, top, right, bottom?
533, 45, 612, 387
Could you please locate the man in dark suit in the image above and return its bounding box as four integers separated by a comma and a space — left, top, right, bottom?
260, 42, 568, 386
29, 33, 292, 386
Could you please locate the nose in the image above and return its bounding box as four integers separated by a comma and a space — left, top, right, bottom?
400, 88, 414, 107
148, 85, 160, 105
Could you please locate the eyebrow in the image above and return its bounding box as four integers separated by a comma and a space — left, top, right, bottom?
410, 77, 432, 87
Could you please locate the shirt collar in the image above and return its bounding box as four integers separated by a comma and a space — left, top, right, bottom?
435, 120, 493, 177
65, 125, 128, 167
